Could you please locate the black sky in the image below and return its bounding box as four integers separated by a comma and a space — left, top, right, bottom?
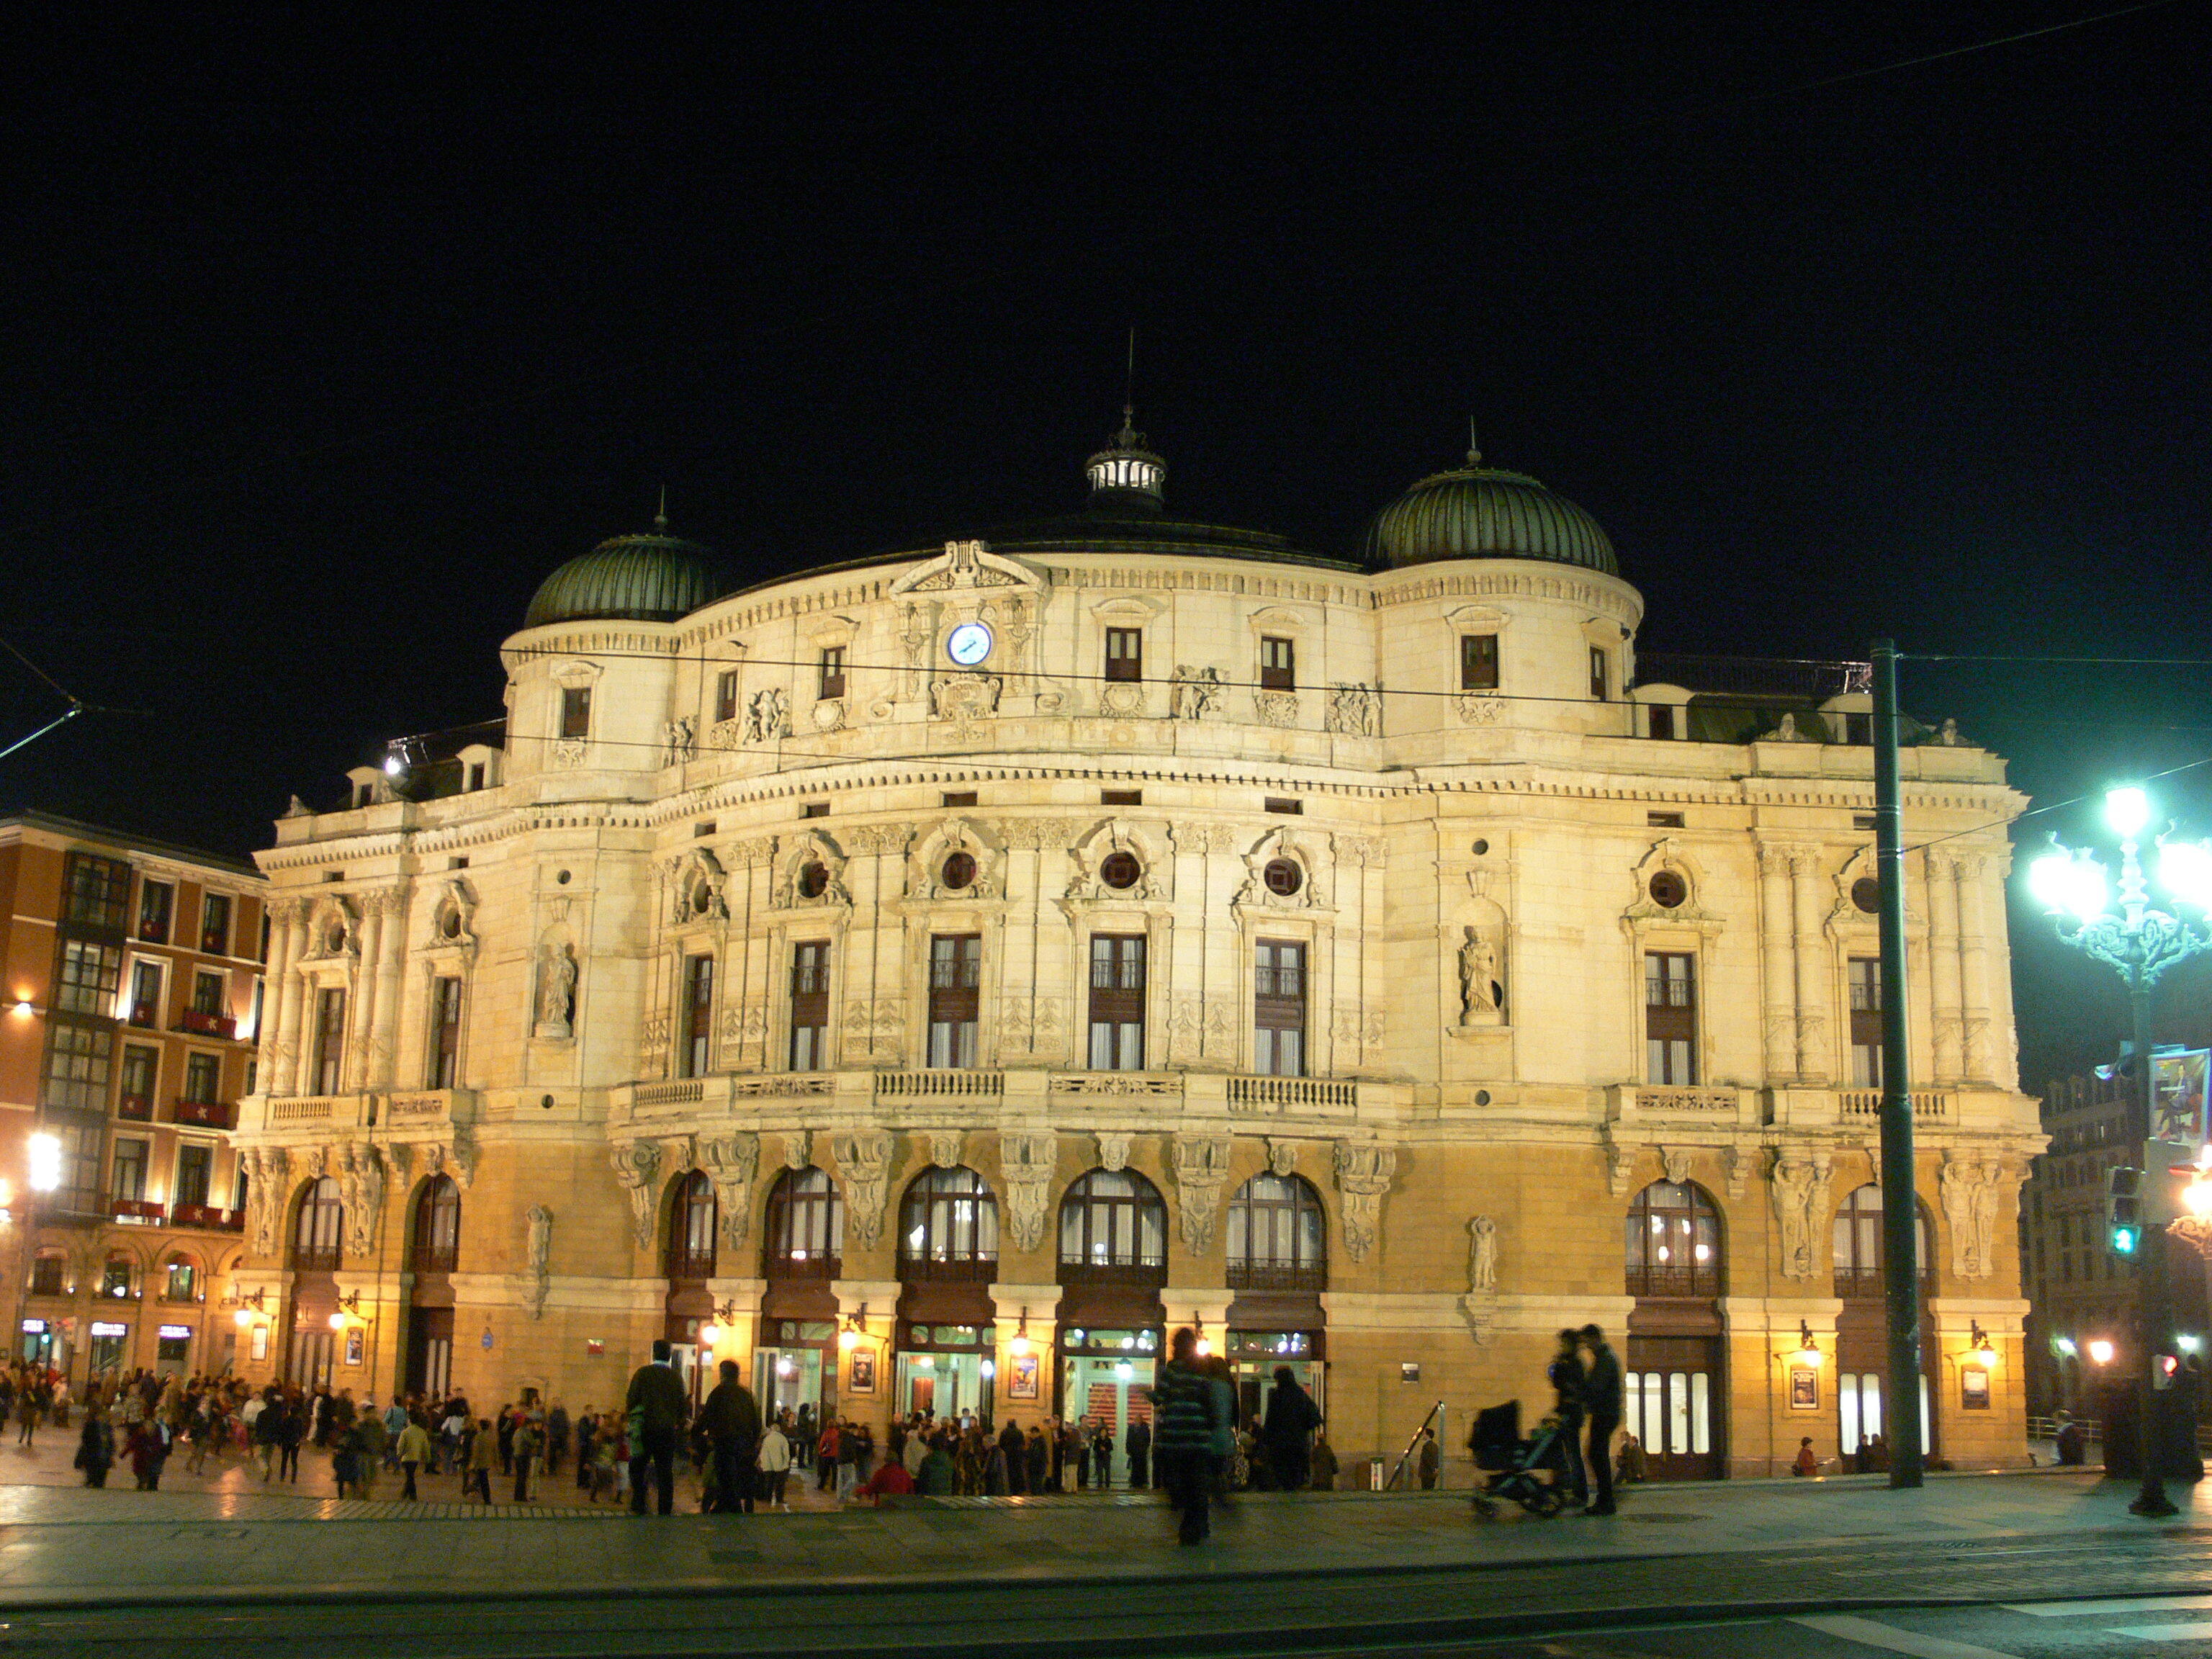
2, 4, 2206, 1087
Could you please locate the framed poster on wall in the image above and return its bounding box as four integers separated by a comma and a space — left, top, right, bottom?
250, 1325, 269, 1362
344, 1328, 364, 1367
1961, 1367, 1991, 1410
1008, 1353, 1039, 1400
848, 1349, 876, 1395
1789, 1367, 1820, 1411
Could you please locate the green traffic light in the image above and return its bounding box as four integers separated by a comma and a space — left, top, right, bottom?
2113, 1226, 2141, 1255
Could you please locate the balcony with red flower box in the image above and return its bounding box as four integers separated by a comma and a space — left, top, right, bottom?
117, 1093, 153, 1123
112, 1198, 166, 1226
173, 1099, 237, 1130
171, 1204, 244, 1232
178, 1010, 238, 1039
129, 1002, 158, 1029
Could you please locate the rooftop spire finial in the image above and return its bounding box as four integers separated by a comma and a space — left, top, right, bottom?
1119, 326, 1138, 444
654, 485, 668, 534
1466, 418, 1482, 469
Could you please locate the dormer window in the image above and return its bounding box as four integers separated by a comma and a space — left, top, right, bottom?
1260, 637, 1295, 691
1105, 628, 1143, 683
559, 687, 593, 739
819, 647, 847, 701
1460, 634, 1499, 691
716, 670, 739, 724
1588, 647, 1609, 701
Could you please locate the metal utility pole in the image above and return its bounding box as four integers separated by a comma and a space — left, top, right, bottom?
1871, 639, 1924, 1488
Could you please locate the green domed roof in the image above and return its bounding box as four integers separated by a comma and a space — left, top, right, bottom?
523, 530, 729, 629
1364, 455, 1617, 575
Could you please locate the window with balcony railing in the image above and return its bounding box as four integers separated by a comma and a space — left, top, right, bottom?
764, 1166, 842, 1278
667, 1169, 717, 1280
1625, 1179, 1723, 1299
1058, 1169, 1168, 1283
1832, 1183, 1933, 1299
292, 1175, 343, 1272
1226, 1172, 1328, 1292
897, 1166, 997, 1280
413, 1174, 461, 1273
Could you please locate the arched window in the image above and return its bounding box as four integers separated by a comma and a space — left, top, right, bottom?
899, 1167, 998, 1279
162, 1253, 197, 1303
292, 1176, 343, 1272
764, 1167, 843, 1279
667, 1170, 717, 1280
1058, 1169, 1168, 1283
1226, 1172, 1327, 1292
413, 1175, 461, 1274
1624, 1180, 1722, 1298
1832, 1184, 1933, 1298
100, 1252, 135, 1300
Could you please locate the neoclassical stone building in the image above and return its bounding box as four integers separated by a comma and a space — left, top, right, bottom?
233, 418, 2040, 1477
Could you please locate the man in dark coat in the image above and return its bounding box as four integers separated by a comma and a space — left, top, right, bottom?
1149, 1327, 1218, 1545
697, 1359, 763, 1514
1547, 1327, 1589, 1506
624, 1339, 691, 1516
1260, 1367, 1321, 1493
998, 1420, 1028, 1495
1578, 1323, 1623, 1516
1126, 1413, 1152, 1489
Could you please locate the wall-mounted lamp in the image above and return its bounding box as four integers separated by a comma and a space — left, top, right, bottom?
1195, 1316, 1211, 1358
1794, 1321, 1821, 1366
1969, 1321, 1997, 1370
1008, 1307, 1032, 1357
839, 1304, 868, 1351
327, 1289, 363, 1330
2087, 1338, 2116, 1366
2054, 1336, 2078, 1358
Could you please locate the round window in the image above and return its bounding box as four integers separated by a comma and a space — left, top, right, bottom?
1100, 851, 1143, 891
439, 907, 462, 940
1852, 876, 1881, 914
797, 862, 830, 900
325, 925, 346, 953
1471, 839, 1490, 857
691, 880, 714, 915
1647, 870, 1688, 909
941, 851, 978, 891
1263, 858, 1303, 897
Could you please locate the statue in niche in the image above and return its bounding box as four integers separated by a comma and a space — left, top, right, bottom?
662, 717, 696, 767
535, 943, 577, 1036
1467, 1215, 1498, 1292
1458, 928, 1503, 1025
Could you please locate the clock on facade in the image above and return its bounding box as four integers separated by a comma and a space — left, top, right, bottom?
945, 622, 994, 666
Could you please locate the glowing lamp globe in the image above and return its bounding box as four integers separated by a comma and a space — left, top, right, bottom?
327, 1312, 346, 1332
2106, 786, 2152, 840
2161, 840, 2212, 912
1008, 1332, 1031, 1357
2028, 850, 2108, 922
837, 1326, 858, 1351
2088, 1339, 2116, 1366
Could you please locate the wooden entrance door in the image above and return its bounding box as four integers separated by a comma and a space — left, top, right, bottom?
1625, 1333, 1725, 1480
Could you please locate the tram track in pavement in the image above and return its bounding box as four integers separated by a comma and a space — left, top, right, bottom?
3, 1527, 2211, 1658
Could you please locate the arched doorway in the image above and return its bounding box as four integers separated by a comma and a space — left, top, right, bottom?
1624, 1179, 1727, 1480
285, 1176, 343, 1386
1225, 1172, 1328, 1428
757, 1166, 844, 1424
895, 1166, 998, 1422
1832, 1183, 1938, 1467
665, 1171, 717, 1408
1056, 1169, 1168, 1483
405, 1174, 460, 1399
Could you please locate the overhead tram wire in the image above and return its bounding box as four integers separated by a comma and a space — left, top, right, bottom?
0, 634, 150, 764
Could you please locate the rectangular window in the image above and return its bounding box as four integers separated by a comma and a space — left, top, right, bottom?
1647, 811, 1685, 830
680, 956, 714, 1079
1644, 952, 1698, 1084
199, 893, 231, 956
1845, 712, 1873, 745
941, 791, 978, 808
1101, 789, 1142, 806
176, 1142, 213, 1210
1087, 934, 1147, 1071
1848, 957, 1883, 1089
191, 969, 225, 1017
120, 1044, 158, 1116
1460, 634, 1499, 691
111, 1137, 148, 1204
431, 976, 464, 1089
53, 1119, 104, 1216
1105, 627, 1143, 683
467, 763, 485, 792
53, 939, 122, 1016
62, 853, 131, 930
927, 934, 982, 1069
313, 987, 347, 1094
1264, 796, 1303, 815
715, 669, 740, 724
1254, 940, 1308, 1077
1589, 647, 1609, 701
1647, 704, 1676, 741
1259, 636, 1295, 691
559, 685, 593, 739
40, 1021, 112, 1114
819, 647, 847, 701
800, 801, 830, 819
790, 941, 830, 1070
137, 880, 173, 943
182, 1051, 220, 1105
129, 960, 162, 1026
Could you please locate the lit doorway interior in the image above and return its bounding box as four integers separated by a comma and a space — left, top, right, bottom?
896, 1350, 988, 1424
757, 1346, 824, 1422
1062, 1352, 1157, 1485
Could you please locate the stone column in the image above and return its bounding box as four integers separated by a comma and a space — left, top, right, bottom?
345, 900, 382, 1093
259, 899, 297, 1093
1956, 853, 1995, 1084
989, 1280, 1062, 1426
369, 888, 407, 1087
1789, 850, 1830, 1086
273, 904, 311, 1096
1925, 850, 1964, 1084
1758, 846, 1798, 1084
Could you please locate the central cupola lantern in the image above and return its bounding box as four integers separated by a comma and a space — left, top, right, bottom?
1084, 405, 1166, 516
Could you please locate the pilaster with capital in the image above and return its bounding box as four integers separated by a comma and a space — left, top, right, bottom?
1787, 848, 1830, 1084
260, 899, 300, 1094
1925, 848, 1964, 1084
273, 902, 311, 1095
368, 886, 408, 1087
1757, 845, 1799, 1083
1956, 851, 1997, 1083
343, 899, 382, 1092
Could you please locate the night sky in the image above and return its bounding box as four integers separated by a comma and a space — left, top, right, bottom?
4, 5, 2206, 1087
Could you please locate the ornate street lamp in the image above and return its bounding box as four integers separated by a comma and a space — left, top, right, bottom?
2028, 785, 2212, 1518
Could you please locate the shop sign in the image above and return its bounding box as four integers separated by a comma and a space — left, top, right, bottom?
157, 1325, 192, 1340
89, 1321, 127, 1338
19, 1320, 45, 1334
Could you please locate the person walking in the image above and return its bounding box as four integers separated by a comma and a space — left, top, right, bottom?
757, 1417, 792, 1511
545, 1402, 570, 1478
465, 1418, 497, 1503
397, 1415, 433, 1500
1149, 1327, 1219, 1545
1578, 1324, 1623, 1517
624, 1339, 689, 1516
1259, 1367, 1320, 1495
698, 1359, 763, 1515
382, 1395, 410, 1473
277, 1395, 305, 1483
512, 1413, 541, 1503
997, 1420, 1026, 1495
1416, 1426, 1441, 1490
1547, 1328, 1589, 1508
1126, 1414, 1151, 1491
76, 1403, 114, 1488
1310, 1430, 1338, 1491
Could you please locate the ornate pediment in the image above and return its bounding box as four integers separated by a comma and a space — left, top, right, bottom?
889, 539, 1048, 596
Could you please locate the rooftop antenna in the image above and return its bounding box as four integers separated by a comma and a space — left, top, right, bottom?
1120, 327, 1138, 441
1467, 417, 1482, 468
654, 485, 668, 534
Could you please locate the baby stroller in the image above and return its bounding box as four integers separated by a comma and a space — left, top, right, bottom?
1468, 1400, 1569, 1518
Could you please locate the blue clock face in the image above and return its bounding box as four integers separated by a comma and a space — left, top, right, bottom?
946, 622, 994, 667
